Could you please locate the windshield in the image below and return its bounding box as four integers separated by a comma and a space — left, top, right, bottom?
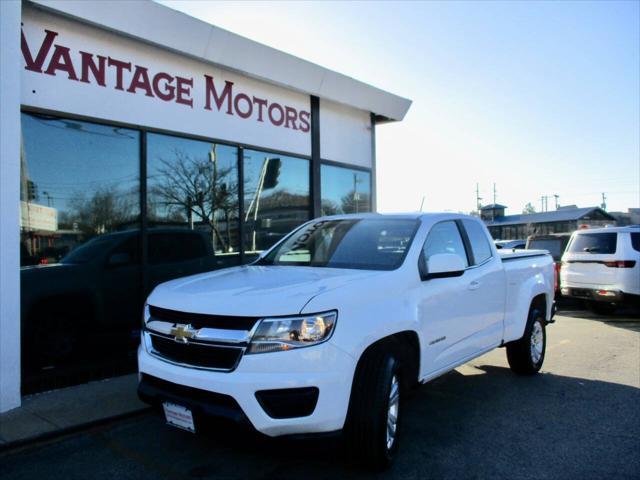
61, 236, 119, 264
257, 218, 419, 270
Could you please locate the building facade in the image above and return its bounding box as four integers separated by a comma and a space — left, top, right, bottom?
482, 205, 617, 240
0, 0, 411, 411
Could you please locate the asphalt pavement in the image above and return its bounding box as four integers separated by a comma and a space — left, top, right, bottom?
1, 307, 638, 479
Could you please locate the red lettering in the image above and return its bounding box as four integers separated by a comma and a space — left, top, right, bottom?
234, 93, 253, 119
79, 51, 106, 86
152, 72, 175, 101
175, 76, 193, 107
284, 106, 299, 130
108, 57, 131, 91
127, 65, 153, 97
21, 29, 58, 73
299, 111, 311, 133
44, 46, 78, 80
252, 96, 267, 122
268, 103, 284, 126
204, 75, 233, 114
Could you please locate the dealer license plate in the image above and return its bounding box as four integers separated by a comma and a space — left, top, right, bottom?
162, 402, 195, 433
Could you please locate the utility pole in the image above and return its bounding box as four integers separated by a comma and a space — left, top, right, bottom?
601, 192, 607, 211
493, 183, 497, 205
539, 195, 551, 212
553, 194, 559, 210
475, 183, 482, 214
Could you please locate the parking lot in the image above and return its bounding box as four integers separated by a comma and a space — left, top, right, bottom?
1, 305, 639, 479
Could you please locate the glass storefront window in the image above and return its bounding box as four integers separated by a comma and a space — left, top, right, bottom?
321, 164, 372, 216
243, 150, 310, 253
19, 114, 371, 392
147, 133, 240, 273
20, 113, 141, 391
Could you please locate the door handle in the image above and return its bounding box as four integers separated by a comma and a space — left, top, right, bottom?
468, 281, 480, 290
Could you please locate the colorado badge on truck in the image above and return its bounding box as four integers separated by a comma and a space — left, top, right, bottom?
138, 213, 555, 470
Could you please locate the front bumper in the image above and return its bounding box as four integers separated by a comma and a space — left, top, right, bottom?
137, 341, 356, 437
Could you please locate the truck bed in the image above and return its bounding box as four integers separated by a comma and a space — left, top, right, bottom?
499, 249, 554, 342
498, 249, 550, 261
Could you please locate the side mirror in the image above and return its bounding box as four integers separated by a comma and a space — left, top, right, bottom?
108, 252, 131, 267
422, 253, 466, 280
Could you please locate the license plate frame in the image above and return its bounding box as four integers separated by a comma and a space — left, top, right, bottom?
162, 401, 196, 433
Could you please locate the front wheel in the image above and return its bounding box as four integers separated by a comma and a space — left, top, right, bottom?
506, 307, 546, 375
345, 348, 403, 471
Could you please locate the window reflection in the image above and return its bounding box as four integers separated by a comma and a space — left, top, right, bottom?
243, 150, 310, 253
147, 133, 240, 273
321, 164, 371, 216
20, 113, 141, 391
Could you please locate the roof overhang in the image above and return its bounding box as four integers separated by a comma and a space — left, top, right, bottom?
26, 0, 412, 122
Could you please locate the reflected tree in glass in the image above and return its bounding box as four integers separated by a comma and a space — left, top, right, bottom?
147, 135, 239, 255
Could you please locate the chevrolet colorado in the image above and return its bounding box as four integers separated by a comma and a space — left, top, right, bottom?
138, 213, 555, 469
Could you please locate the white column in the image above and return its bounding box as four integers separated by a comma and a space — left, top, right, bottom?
0, 0, 22, 412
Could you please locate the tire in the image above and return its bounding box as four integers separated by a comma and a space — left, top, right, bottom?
345, 347, 403, 471
506, 306, 546, 375
589, 301, 617, 315
29, 313, 78, 369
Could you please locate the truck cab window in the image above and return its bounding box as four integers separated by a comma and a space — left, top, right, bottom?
462, 219, 492, 265
422, 221, 468, 268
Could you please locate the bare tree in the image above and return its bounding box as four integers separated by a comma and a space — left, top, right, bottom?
321, 199, 339, 216
340, 191, 371, 214
149, 148, 238, 253
68, 186, 136, 234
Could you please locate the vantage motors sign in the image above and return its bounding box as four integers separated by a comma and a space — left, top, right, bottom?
21, 7, 312, 155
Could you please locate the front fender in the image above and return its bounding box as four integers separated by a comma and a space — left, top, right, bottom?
300, 274, 423, 363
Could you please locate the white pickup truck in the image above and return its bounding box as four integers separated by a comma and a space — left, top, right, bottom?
138, 213, 555, 469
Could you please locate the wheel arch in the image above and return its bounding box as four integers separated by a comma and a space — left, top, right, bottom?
352, 330, 421, 390
531, 293, 547, 319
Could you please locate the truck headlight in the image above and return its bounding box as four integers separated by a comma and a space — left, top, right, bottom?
247, 311, 337, 354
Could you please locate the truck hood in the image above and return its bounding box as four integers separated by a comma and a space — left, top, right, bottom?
147, 265, 383, 318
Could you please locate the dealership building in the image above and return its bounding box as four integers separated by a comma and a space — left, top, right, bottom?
0, 0, 411, 412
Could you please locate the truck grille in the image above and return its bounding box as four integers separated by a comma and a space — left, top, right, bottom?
148, 306, 259, 331
149, 334, 244, 370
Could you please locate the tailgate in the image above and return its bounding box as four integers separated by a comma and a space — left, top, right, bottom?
563, 259, 618, 286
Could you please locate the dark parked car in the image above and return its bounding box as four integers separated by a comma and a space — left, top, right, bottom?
526, 233, 572, 294
21, 228, 223, 372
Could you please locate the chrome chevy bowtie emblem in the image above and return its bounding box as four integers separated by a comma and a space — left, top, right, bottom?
170, 324, 195, 343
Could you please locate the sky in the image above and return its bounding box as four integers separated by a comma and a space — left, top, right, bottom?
158, 0, 639, 216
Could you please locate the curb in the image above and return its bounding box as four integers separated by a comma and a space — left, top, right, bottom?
0, 407, 152, 454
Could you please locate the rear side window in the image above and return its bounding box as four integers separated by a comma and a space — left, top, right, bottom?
462, 219, 492, 264
569, 232, 617, 254
422, 221, 469, 268
631, 233, 640, 252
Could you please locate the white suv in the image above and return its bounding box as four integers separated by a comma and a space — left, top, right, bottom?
560, 226, 640, 314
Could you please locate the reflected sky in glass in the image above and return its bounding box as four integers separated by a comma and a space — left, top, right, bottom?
21, 113, 139, 217
321, 164, 371, 215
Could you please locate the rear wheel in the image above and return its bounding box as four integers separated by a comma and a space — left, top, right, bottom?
345, 347, 403, 471
506, 307, 546, 375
